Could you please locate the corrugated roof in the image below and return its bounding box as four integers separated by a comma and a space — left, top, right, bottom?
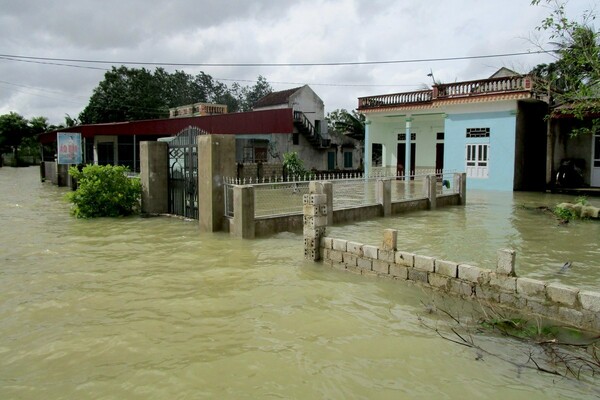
253, 86, 303, 108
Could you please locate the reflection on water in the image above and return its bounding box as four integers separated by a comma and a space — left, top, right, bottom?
1, 167, 599, 399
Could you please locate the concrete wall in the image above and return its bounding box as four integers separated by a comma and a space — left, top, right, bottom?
319, 232, 600, 333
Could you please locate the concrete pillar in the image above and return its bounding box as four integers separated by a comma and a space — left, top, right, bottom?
382, 229, 397, 251
40, 162, 46, 182
303, 187, 328, 261
376, 178, 391, 217
308, 181, 332, 225
425, 174, 437, 210
140, 141, 169, 214
497, 249, 517, 277
454, 172, 467, 206
232, 185, 255, 239
57, 164, 70, 187
198, 134, 235, 232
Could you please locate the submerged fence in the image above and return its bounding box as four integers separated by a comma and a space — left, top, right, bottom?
224, 171, 459, 218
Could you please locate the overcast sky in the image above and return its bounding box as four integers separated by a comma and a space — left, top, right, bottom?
0, 0, 595, 125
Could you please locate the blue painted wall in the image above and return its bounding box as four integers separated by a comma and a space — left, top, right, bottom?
444, 111, 516, 191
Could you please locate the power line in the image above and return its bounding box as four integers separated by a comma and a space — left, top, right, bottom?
0, 50, 554, 68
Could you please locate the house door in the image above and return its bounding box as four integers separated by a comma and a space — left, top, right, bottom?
592, 133, 600, 187
327, 151, 336, 170
396, 143, 416, 178
466, 144, 489, 178
436, 143, 444, 172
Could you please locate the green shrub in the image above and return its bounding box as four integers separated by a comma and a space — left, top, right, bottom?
283, 151, 308, 178
553, 205, 576, 221
67, 164, 142, 218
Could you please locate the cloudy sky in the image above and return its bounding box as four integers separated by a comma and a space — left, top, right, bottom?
0, 0, 595, 125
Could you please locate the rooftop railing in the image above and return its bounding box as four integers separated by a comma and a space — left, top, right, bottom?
358, 76, 533, 110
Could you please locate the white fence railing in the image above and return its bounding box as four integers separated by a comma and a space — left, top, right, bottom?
224, 171, 458, 218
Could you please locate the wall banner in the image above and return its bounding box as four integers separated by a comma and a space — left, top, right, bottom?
57, 132, 82, 165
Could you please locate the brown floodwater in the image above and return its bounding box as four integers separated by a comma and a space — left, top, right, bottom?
1, 167, 599, 399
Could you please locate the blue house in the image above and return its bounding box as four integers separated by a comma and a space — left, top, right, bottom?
357, 68, 549, 191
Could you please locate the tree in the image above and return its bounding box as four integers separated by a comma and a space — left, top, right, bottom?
531, 0, 600, 136
0, 112, 33, 165
79, 67, 274, 123
327, 108, 365, 140
235, 75, 273, 112
79, 66, 168, 124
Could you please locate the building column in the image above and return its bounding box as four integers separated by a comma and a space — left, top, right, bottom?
364, 119, 371, 176
405, 116, 413, 180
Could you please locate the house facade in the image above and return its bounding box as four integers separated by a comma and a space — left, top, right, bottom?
358, 69, 549, 191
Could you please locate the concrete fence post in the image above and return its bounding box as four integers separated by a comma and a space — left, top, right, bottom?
376, 178, 391, 217
198, 135, 236, 232
455, 172, 467, 206
382, 229, 397, 251
304, 186, 328, 261
425, 174, 437, 210
497, 249, 517, 277
57, 164, 70, 187
232, 185, 255, 239
140, 141, 169, 214
309, 181, 333, 225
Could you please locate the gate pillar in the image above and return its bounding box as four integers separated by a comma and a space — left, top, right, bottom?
198, 135, 235, 232
140, 141, 168, 214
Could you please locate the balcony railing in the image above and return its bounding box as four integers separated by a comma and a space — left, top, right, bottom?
358, 89, 432, 109
435, 76, 531, 99
358, 76, 533, 110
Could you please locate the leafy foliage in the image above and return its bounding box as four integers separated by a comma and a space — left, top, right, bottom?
530, 0, 600, 136
67, 164, 142, 218
79, 66, 273, 124
0, 112, 47, 165
282, 151, 307, 177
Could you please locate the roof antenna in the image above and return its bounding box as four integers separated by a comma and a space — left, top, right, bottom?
427, 69, 436, 86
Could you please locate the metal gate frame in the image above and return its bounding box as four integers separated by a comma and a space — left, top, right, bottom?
168, 126, 206, 219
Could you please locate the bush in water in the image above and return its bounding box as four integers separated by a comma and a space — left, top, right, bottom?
67, 164, 142, 218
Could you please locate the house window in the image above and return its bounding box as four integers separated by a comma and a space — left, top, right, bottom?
397, 133, 416, 141
292, 133, 299, 145
466, 128, 490, 138
344, 151, 353, 168
436, 132, 445, 140
255, 147, 267, 163
465, 144, 489, 178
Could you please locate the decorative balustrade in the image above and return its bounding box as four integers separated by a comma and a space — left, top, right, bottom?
435, 76, 531, 99
358, 90, 432, 109
358, 76, 533, 110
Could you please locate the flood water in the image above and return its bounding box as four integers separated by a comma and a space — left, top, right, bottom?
1, 167, 599, 399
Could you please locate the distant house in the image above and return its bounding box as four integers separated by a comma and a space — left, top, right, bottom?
357, 68, 552, 191
252, 85, 362, 171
